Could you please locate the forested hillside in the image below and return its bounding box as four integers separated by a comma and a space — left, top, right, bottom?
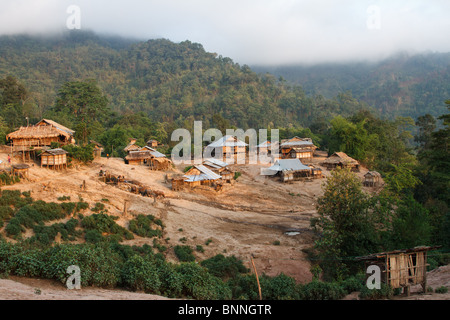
253, 52, 450, 119
0, 30, 371, 131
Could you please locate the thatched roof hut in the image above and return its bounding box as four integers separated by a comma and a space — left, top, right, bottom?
6, 119, 75, 151
322, 152, 360, 171
363, 171, 382, 187
125, 150, 152, 165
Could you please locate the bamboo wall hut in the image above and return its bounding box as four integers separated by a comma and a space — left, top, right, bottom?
124, 150, 151, 165
204, 135, 247, 163
280, 137, 317, 161
322, 152, 360, 172
40, 148, 68, 170
363, 171, 382, 187
6, 119, 75, 161
356, 246, 441, 296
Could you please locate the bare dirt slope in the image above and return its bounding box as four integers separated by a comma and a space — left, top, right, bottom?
1, 155, 339, 283
9, 153, 447, 301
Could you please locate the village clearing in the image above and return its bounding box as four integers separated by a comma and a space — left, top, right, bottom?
0, 151, 448, 300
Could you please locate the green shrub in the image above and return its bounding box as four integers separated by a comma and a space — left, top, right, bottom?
200, 254, 248, 280
176, 262, 230, 300
43, 243, 122, 287
81, 213, 134, 242
85, 229, 104, 243
62, 144, 94, 164
0, 206, 14, 227
259, 273, 299, 300
435, 286, 448, 294
299, 280, 347, 300
128, 214, 162, 238
174, 245, 195, 262
359, 283, 394, 300
120, 255, 161, 294
91, 202, 105, 213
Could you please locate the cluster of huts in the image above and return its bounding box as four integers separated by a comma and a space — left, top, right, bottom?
171, 158, 234, 191
123, 138, 172, 170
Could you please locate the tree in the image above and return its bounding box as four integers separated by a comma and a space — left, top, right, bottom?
54, 79, 109, 144
0, 76, 28, 129
312, 168, 381, 280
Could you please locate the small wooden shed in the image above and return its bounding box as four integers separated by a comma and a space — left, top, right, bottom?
40, 148, 68, 170
147, 139, 159, 148
90, 140, 104, 158
356, 246, 441, 296
364, 171, 382, 187
11, 164, 30, 179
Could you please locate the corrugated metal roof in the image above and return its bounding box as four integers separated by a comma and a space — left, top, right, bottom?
281, 140, 314, 148
268, 159, 311, 172
183, 164, 221, 181
207, 135, 247, 147
203, 158, 228, 168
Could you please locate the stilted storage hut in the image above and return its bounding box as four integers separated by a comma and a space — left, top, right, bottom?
40, 148, 68, 170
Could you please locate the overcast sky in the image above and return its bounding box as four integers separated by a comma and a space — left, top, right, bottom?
0, 0, 449, 65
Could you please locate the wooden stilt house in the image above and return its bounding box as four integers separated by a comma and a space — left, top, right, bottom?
6, 119, 75, 162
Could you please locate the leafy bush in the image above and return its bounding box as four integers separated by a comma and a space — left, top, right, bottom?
359, 283, 394, 300
85, 229, 103, 243
91, 202, 105, 213
435, 286, 448, 294
62, 144, 94, 164
0, 206, 14, 227
120, 255, 161, 294
43, 243, 122, 287
259, 273, 299, 300
81, 213, 134, 242
176, 262, 231, 300
0, 190, 32, 208
298, 280, 347, 300
174, 245, 195, 262
200, 254, 248, 280
128, 214, 162, 238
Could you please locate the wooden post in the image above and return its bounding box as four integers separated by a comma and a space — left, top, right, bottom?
123, 200, 129, 217
250, 255, 262, 300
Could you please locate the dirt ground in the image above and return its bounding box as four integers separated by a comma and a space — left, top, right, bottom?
0, 151, 447, 300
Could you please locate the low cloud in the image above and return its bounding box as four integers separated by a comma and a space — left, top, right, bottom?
0, 0, 449, 65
